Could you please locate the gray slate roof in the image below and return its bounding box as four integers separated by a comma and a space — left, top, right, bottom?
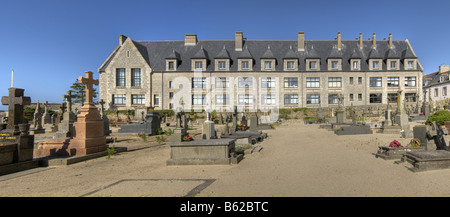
103, 38, 421, 72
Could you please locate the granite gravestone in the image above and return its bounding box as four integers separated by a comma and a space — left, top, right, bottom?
0, 87, 37, 175
117, 107, 161, 135
31, 102, 45, 134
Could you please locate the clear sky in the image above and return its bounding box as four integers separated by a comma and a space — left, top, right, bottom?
1, 0, 449, 110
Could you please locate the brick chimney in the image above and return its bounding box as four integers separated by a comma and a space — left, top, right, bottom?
184, 34, 197, 46
372, 33, 376, 49
235, 32, 243, 51
298, 32, 305, 51
359, 33, 363, 50
337, 32, 342, 51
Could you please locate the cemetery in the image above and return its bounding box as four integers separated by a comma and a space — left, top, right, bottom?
5, 71, 450, 196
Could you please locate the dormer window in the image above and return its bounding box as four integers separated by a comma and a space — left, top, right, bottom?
350, 59, 360, 71
195, 61, 203, 69
369, 59, 382, 70
287, 61, 295, 69
219, 61, 226, 69
262, 59, 275, 71
306, 59, 320, 71
214, 59, 230, 71
388, 59, 400, 70
327, 59, 341, 70
284, 59, 298, 71
404, 59, 416, 70
166, 60, 177, 71
242, 61, 249, 69
238, 59, 253, 71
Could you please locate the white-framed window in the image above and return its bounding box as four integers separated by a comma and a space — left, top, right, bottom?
390, 61, 397, 69
192, 94, 206, 105
113, 94, 126, 105
372, 61, 380, 69
306, 77, 320, 88
218, 61, 226, 69
287, 61, 295, 69
261, 94, 276, 105
264, 61, 272, 69
131, 68, 141, 87
353, 61, 359, 69
238, 94, 253, 105
331, 61, 338, 69
284, 77, 298, 88
192, 77, 206, 88
407, 61, 414, 69
284, 94, 298, 104
310, 61, 317, 69
405, 77, 416, 87
116, 68, 126, 87
195, 61, 203, 69
215, 94, 229, 105
261, 77, 276, 88
328, 77, 342, 88
132, 94, 145, 105
328, 94, 338, 104
370, 77, 382, 87
306, 94, 320, 104
444, 87, 448, 97
387, 77, 399, 87
215, 77, 229, 88
242, 61, 249, 69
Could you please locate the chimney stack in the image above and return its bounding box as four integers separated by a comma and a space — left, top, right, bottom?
298, 32, 305, 51
235, 32, 243, 51
359, 33, 363, 49
389, 33, 393, 48
439, 64, 450, 74
372, 33, 376, 49
119, 35, 128, 45
337, 32, 342, 51
184, 34, 198, 46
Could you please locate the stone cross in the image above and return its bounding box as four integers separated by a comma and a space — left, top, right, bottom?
397, 87, 404, 114
99, 99, 106, 116
62, 90, 75, 113
78, 71, 98, 104
1, 88, 31, 130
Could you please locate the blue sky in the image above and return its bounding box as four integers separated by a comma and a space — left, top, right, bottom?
1, 0, 449, 110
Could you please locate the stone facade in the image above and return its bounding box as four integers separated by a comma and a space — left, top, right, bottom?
98, 32, 424, 112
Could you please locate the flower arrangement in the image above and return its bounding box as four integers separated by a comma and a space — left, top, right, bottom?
409, 138, 421, 147
236, 123, 248, 131
389, 140, 402, 148
182, 134, 193, 142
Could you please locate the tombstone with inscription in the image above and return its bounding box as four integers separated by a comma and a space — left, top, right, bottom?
0, 87, 37, 175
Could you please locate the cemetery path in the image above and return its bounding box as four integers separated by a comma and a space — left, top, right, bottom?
2, 120, 450, 196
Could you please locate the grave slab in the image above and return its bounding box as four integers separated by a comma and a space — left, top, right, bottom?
403, 150, 450, 172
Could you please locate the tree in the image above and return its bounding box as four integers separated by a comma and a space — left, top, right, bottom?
69, 79, 98, 104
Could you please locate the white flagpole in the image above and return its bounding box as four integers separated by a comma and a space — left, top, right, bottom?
11, 69, 14, 88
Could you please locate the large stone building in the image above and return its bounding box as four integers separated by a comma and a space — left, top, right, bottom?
98, 32, 423, 113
